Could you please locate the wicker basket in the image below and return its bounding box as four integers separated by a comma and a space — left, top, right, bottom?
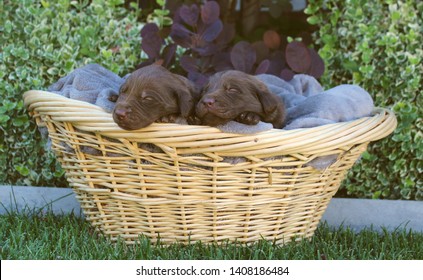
23, 90, 397, 244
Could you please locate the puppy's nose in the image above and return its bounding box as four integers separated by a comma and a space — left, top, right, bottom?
202, 97, 215, 107
114, 108, 128, 121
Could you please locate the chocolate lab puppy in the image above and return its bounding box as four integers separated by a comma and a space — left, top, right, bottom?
196, 70, 286, 128
113, 64, 198, 130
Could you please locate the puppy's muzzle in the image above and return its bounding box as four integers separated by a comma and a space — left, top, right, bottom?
113, 105, 132, 122
114, 108, 128, 121
196, 96, 217, 118
201, 97, 216, 108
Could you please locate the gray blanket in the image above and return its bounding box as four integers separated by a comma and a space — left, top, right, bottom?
256, 74, 374, 130
48, 64, 123, 113
46, 64, 374, 169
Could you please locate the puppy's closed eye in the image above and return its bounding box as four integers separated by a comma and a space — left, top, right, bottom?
141, 91, 154, 101
227, 87, 239, 93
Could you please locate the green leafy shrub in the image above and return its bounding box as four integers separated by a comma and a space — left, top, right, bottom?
306, 0, 422, 200
0, 0, 143, 186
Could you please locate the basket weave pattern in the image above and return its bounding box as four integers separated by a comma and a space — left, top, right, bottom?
24, 90, 397, 244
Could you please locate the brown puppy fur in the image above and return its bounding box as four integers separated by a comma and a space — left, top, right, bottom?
113, 64, 198, 130
196, 70, 286, 128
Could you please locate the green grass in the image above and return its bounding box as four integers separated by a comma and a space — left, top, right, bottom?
1, 211, 422, 260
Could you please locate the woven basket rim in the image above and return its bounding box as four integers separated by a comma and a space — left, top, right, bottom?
23, 89, 397, 156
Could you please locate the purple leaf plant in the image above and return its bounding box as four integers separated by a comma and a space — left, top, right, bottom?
139, 1, 325, 87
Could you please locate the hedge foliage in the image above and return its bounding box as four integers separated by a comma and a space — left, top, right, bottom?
306, 0, 422, 200
0, 0, 143, 186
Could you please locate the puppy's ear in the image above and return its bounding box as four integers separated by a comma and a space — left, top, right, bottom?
172, 74, 198, 117
254, 81, 278, 115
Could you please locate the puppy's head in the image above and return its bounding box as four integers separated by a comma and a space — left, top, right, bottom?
113, 65, 196, 130
196, 70, 284, 127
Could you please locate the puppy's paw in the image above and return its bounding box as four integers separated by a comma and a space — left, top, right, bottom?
108, 94, 119, 102
187, 115, 202, 125
235, 112, 261, 125
157, 113, 179, 123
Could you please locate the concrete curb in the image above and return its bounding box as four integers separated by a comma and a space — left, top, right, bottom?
321, 198, 423, 232
0, 185, 81, 216
1, 185, 422, 232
